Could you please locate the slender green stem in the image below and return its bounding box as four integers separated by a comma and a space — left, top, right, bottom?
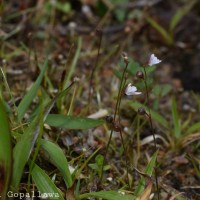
99, 128, 114, 184
116, 77, 130, 188
143, 66, 160, 200
99, 60, 129, 186
88, 30, 103, 114
114, 62, 129, 121
117, 77, 127, 124
119, 129, 130, 188
143, 68, 157, 150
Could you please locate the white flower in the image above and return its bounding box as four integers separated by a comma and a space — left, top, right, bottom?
148, 54, 162, 66
125, 84, 141, 96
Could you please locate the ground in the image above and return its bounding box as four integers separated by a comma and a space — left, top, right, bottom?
1, 0, 200, 200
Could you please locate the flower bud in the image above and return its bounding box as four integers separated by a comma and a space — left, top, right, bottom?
105, 115, 114, 124
122, 52, 129, 64
138, 107, 146, 115
96, 28, 103, 37
136, 71, 144, 79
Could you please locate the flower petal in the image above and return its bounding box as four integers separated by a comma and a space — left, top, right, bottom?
125, 84, 141, 96
149, 54, 162, 66
134, 91, 142, 95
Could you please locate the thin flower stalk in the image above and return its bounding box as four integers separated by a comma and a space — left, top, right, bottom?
88, 28, 103, 114
142, 54, 161, 200
99, 54, 130, 187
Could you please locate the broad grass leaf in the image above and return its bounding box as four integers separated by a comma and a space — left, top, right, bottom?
31, 163, 64, 200
78, 191, 135, 200
17, 59, 48, 121
130, 102, 168, 129
0, 99, 12, 199
45, 114, 104, 130
12, 112, 42, 188
134, 151, 158, 196
40, 139, 73, 188
12, 87, 71, 189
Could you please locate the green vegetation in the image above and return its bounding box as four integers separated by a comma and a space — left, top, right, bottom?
0, 1, 199, 199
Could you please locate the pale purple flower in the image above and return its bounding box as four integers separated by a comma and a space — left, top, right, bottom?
125, 84, 141, 96
148, 54, 162, 66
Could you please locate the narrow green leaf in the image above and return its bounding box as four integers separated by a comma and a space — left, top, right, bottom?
161, 84, 172, 97
172, 97, 181, 138
28, 100, 44, 191
54, 2, 71, 13
40, 139, 73, 188
29, 87, 51, 121
152, 84, 172, 97
63, 37, 82, 89
146, 16, 173, 45
12, 87, 71, 189
129, 102, 169, 129
73, 148, 100, 183
0, 98, 12, 199
186, 122, 200, 135
170, 0, 197, 32
12, 113, 41, 189
78, 191, 135, 200
134, 151, 158, 196
31, 163, 64, 200
45, 114, 104, 130
17, 59, 48, 121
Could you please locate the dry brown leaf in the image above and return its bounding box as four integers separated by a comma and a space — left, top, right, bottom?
180, 132, 200, 147
135, 180, 152, 200
135, 168, 153, 200
169, 192, 185, 200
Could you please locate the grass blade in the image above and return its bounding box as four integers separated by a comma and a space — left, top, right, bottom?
31, 163, 64, 200
0, 98, 12, 199
170, 0, 197, 32
78, 191, 135, 200
146, 16, 173, 45
12, 87, 72, 189
17, 59, 48, 121
45, 114, 104, 130
40, 139, 73, 188
134, 151, 158, 196
186, 122, 200, 135
74, 148, 100, 182
172, 96, 181, 138
63, 37, 82, 89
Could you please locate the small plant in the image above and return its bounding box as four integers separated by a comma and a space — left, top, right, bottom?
88, 154, 111, 177
1, 1, 198, 199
